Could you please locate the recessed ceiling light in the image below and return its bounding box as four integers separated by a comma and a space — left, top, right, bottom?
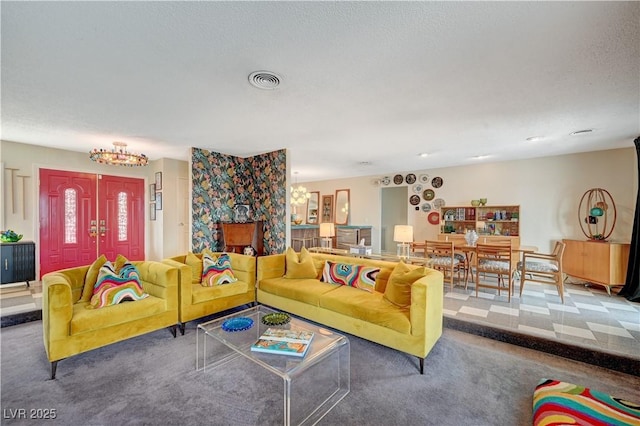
418, 153, 429, 158
472, 154, 490, 160
248, 71, 282, 90
570, 129, 594, 136
526, 136, 544, 142
358, 161, 372, 166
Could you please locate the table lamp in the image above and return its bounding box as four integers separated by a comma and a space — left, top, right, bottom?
319, 223, 335, 249
394, 225, 413, 258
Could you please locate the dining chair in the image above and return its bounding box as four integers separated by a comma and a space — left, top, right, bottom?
424, 240, 463, 291
475, 241, 514, 301
518, 241, 566, 303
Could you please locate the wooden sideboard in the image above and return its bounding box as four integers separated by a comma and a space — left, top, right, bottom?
562, 239, 630, 294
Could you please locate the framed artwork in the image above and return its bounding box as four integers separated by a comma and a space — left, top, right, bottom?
155, 172, 163, 190
321, 194, 334, 223
150, 205, 156, 221
233, 204, 251, 223
150, 184, 156, 201
155, 192, 162, 210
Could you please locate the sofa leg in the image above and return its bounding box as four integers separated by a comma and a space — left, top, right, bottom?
50, 361, 58, 380
169, 325, 177, 338
179, 323, 185, 336
419, 357, 424, 375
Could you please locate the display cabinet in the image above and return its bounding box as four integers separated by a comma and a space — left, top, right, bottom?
1, 241, 36, 286
440, 205, 520, 237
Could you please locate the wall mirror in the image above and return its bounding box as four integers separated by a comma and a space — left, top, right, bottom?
334, 189, 350, 225
306, 191, 319, 224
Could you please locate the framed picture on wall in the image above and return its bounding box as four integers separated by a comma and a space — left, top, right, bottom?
150, 205, 156, 221
321, 194, 334, 223
155, 192, 162, 210
150, 184, 156, 201
155, 172, 163, 190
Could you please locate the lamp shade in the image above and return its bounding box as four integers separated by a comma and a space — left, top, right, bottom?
393, 225, 413, 243
319, 222, 335, 237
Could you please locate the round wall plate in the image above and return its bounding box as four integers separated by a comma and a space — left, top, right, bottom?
419, 174, 430, 184
421, 203, 432, 212
428, 211, 440, 225
431, 176, 443, 188
393, 174, 403, 185
409, 195, 420, 205
423, 189, 435, 201
405, 173, 416, 184
381, 176, 391, 186
432, 198, 446, 209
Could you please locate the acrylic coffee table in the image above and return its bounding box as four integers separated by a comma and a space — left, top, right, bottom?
197, 305, 350, 426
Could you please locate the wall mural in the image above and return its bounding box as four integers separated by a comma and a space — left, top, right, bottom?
191, 147, 287, 254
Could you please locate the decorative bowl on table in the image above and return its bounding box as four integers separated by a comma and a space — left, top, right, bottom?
471, 200, 480, 207
0, 230, 23, 243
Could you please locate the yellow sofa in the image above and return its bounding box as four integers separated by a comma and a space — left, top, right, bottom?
163, 252, 256, 334
42, 261, 179, 379
257, 252, 444, 374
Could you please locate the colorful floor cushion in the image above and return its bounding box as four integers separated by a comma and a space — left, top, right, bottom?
89, 261, 148, 309
533, 378, 640, 426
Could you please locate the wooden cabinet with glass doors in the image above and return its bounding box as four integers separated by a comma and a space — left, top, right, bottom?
438, 205, 520, 246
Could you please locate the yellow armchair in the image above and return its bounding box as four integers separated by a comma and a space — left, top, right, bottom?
163, 252, 256, 334
42, 261, 179, 379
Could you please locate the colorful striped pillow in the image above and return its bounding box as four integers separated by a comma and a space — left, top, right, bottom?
533, 379, 640, 426
89, 261, 148, 309
202, 252, 237, 286
322, 261, 379, 292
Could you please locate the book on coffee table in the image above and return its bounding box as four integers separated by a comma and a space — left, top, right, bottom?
251, 328, 315, 357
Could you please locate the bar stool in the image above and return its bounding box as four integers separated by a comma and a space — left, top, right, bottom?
291, 236, 316, 251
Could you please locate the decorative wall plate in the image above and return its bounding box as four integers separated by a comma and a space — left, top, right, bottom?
221, 317, 254, 332
421, 202, 432, 212
423, 189, 435, 201
431, 176, 444, 188
393, 174, 404, 185
409, 195, 420, 205
428, 211, 440, 225
432, 198, 446, 209
381, 176, 391, 186
412, 184, 423, 193
419, 174, 430, 184
405, 173, 417, 184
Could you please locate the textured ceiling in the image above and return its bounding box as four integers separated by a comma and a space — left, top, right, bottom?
2, 1, 639, 181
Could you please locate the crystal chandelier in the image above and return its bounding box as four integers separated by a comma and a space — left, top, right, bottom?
290, 172, 310, 205
89, 142, 148, 167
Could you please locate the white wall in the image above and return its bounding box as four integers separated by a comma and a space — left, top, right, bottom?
301, 147, 637, 253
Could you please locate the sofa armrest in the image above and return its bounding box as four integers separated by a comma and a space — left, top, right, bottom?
161, 258, 193, 308
132, 261, 179, 311
226, 252, 257, 286
42, 272, 77, 343
257, 254, 286, 282
409, 269, 444, 337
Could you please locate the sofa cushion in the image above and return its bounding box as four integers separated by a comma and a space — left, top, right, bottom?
71, 295, 166, 334
322, 261, 379, 293
202, 252, 237, 286
260, 277, 339, 306
186, 251, 203, 283
319, 286, 411, 334
192, 280, 249, 304
89, 261, 149, 309
533, 379, 640, 426
284, 247, 317, 279
383, 262, 427, 308
80, 255, 108, 303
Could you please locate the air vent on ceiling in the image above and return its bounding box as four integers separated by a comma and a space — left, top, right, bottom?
248, 71, 282, 90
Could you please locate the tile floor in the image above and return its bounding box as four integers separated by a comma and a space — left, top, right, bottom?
2, 277, 639, 362
443, 276, 640, 360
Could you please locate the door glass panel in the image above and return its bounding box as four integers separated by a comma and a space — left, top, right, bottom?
118, 191, 127, 241
64, 188, 77, 244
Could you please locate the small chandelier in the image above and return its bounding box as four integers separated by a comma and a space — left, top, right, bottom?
89, 142, 148, 167
290, 172, 310, 205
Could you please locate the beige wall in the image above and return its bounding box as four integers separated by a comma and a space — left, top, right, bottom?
301, 147, 637, 253
2, 139, 636, 278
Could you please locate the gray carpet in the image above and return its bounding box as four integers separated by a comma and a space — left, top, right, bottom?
2, 320, 639, 426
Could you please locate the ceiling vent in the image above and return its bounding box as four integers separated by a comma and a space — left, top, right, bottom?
248, 71, 282, 90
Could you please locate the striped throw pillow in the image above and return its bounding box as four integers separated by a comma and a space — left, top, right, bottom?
322, 261, 379, 292
89, 261, 148, 309
201, 253, 237, 286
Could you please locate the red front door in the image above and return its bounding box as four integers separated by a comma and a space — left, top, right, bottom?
39, 169, 145, 276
